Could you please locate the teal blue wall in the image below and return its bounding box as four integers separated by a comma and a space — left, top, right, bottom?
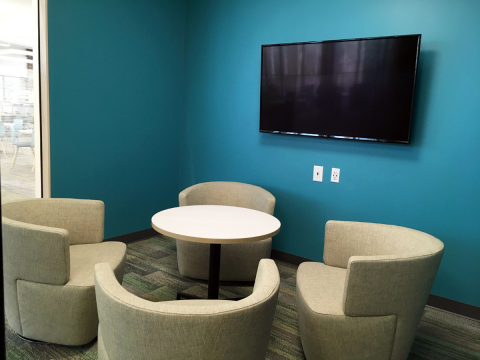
48, 0, 186, 238
182, 0, 480, 306
47, 0, 480, 307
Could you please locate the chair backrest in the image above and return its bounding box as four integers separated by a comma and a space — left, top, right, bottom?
179, 181, 275, 215
324, 221, 443, 268
13, 118, 23, 130
9, 126, 23, 146
2, 198, 104, 245
95, 259, 280, 360
9, 126, 17, 144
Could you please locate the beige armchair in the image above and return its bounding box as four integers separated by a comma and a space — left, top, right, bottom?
176, 181, 276, 281
296, 221, 444, 360
95, 258, 280, 360
2, 198, 127, 345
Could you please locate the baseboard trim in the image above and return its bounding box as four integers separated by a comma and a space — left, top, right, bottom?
271, 248, 480, 322
427, 294, 480, 321
104, 228, 158, 244
271, 248, 312, 266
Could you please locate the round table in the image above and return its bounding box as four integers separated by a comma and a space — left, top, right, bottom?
151, 205, 281, 299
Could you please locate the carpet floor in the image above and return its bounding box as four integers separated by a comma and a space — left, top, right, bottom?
5, 235, 480, 359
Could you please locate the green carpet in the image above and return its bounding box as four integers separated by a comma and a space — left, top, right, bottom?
5, 235, 480, 359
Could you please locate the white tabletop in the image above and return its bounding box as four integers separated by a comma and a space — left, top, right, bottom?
151, 205, 281, 244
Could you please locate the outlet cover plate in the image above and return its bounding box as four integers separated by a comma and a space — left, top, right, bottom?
331, 168, 340, 183
313, 166, 323, 182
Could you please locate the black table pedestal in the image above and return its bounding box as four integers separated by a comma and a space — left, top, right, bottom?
177, 244, 244, 301
207, 243, 221, 299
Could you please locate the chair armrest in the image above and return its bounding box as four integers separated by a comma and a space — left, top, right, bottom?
179, 186, 192, 207
323, 220, 362, 268
95, 259, 280, 315
2, 217, 70, 285
342, 252, 443, 317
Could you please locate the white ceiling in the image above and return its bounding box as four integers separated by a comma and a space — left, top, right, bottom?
0, 0, 35, 48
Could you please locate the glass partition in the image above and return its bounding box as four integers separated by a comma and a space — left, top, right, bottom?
0, 56, 36, 201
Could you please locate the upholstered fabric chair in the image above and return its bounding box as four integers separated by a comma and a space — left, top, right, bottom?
10, 127, 35, 171
2, 198, 127, 345
176, 181, 276, 281
0, 122, 8, 157
95, 258, 280, 360
296, 221, 444, 360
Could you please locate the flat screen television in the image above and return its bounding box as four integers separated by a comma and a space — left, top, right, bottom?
260, 34, 421, 144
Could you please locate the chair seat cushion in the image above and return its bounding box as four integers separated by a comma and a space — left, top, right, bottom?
296, 262, 347, 315
69, 242, 126, 287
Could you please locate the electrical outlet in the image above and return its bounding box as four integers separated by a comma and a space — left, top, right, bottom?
331, 168, 340, 183
313, 166, 323, 182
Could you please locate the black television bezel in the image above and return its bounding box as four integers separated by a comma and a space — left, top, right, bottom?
259, 34, 422, 144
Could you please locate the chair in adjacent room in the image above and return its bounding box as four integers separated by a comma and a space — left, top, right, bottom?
296, 220, 444, 360
176, 181, 276, 281
2, 198, 127, 345
0, 122, 8, 157
13, 118, 23, 131
10, 127, 35, 171
95, 258, 280, 360
12, 118, 23, 143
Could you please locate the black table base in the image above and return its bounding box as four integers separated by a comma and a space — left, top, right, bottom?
176, 243, 245, 301
208, 243, 221, 299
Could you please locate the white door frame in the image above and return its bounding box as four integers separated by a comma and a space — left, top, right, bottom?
33, 0, 51, 198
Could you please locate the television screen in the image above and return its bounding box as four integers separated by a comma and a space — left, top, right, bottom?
260, 35, 421, 144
